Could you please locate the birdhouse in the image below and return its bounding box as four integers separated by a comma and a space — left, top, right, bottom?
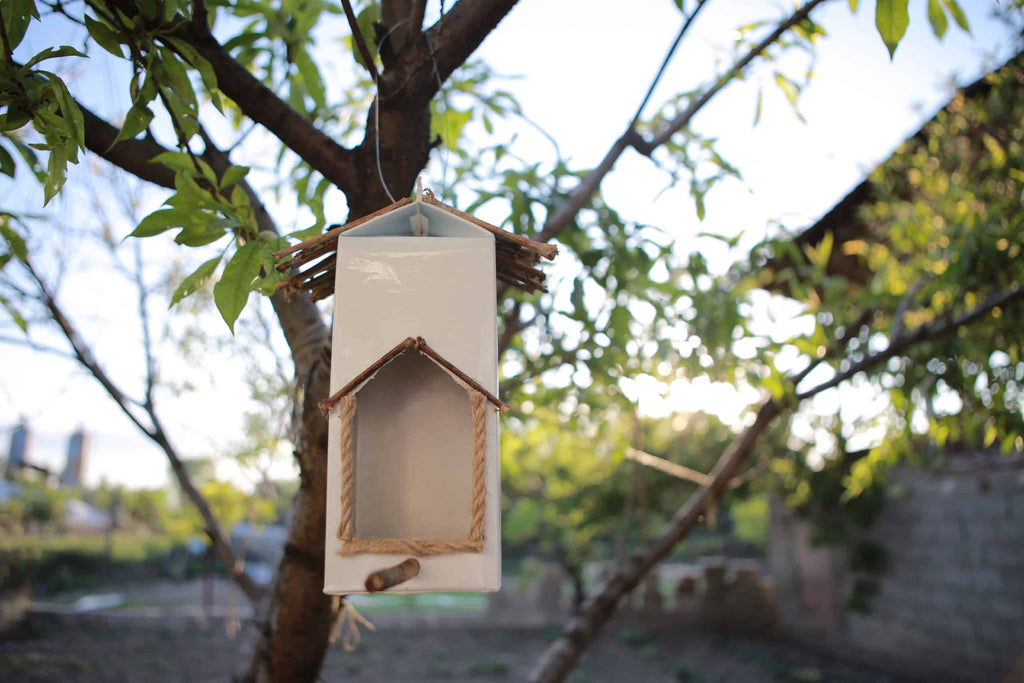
275, 188, 555, 594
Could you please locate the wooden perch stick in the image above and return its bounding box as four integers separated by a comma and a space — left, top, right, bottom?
625, 448, 762, 489
365, 558, 420, 592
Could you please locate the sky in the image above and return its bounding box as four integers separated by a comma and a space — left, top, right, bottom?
0, 0, 1019, 490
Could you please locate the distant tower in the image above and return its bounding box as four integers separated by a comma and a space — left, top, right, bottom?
61, 428, 89, 488
5, 423, 30, 479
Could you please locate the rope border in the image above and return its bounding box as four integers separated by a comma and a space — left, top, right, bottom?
337, 389, 487, 557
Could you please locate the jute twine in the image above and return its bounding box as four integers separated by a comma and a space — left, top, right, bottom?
337, 395, 357, 542
337, 388, 487, 557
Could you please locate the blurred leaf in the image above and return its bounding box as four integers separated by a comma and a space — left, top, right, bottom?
351, 4, 379, 71
0, 220, 28, 261
0, 143, 15, 177
294, 47, 326, 110
926, 0, 947, 40
219, 164, 250, 189
941, 0, 969, 32
875, 0, 909, 59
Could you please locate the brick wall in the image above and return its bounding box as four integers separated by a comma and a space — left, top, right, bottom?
769, 450, 1024, 682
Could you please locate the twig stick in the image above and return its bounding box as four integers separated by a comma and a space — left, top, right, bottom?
365, 558, 420, 592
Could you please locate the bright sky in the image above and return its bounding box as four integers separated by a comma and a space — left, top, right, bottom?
0, 0, 1018, 489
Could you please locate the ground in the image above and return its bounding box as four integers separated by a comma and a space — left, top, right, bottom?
0, 579, 906, 683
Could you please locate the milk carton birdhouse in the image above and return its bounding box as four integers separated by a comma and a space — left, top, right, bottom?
276, 189, 555, 594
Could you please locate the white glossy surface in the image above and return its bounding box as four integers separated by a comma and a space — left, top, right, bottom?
324, 215, 501, 594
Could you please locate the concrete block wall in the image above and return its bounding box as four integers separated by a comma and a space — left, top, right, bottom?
769, 450, 1024, 682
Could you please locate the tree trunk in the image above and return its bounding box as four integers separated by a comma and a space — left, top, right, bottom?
241, 293, 337, 683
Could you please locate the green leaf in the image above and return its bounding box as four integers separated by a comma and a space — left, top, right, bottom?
219, 164, 249, 189
940, 0, 969, 31
926, 0, 947, 39
1, 0, 38, 51
24, 45, 87, 68
875, 0, 909, 59
214, 241, 262, 332
0, 143, 15, 177
150, 151, 196, 173
294, 47, 326, 110
42, 141, 67, 205
170, 255, 220, 306
254, 241, 286, 295
84, 15, 124, 57
773, 73, 804, 121
113, 104, 154, 145
609, 306, 632, 338
164, 37, 220, 106
155, 47, 197, 113
46, 75, 85, 149
351, 4, 379, 71
570, 278, 585, 317
0, 221, 28, 261
174, 221, 230, 247
1, 296, 28, 332
129, 208, 191, 238
0, 108, 31, 132
753, 88, 763, 126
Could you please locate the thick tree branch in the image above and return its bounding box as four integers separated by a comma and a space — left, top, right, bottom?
172, 23, 358, 196
534, 0, 830, 245
384, 0, 519, 99
81, 105, 176, 189
529, 279, 1022, 682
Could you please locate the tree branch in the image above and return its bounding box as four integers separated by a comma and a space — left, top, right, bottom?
797, 283, 1024, 400
637, 0, 829, 153
341, 0, 379, 81
626, 0, 711, 131
21, 258, 264, 601
0, 334, 78, 360
534, 0, 830, 245
527, 399, 781, 683
73, 25, 339, 683
173, 23, 358, 196
81, 105, 176, 189
410, 0, 427, 36
528, 277, 1023, 683
384, 0, 519, 99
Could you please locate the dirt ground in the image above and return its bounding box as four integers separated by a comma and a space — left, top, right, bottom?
1, 611, 907, 683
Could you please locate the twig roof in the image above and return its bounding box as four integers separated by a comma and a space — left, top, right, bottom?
319, 336, 509, 416
275, 192, 557, 301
